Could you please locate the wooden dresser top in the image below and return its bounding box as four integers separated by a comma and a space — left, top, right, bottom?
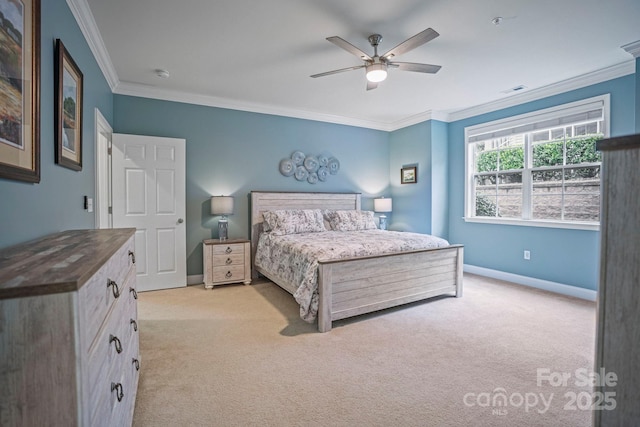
0, 228, 135, 300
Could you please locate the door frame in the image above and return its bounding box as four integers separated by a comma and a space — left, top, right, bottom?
95, 108, 112, 229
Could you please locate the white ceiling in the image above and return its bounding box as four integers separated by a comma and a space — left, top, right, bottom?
81, 0, 640, 130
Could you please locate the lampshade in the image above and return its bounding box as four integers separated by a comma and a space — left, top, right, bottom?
211, 196, 234, 216
374, 197, 392, 213
366, 62, 388, 83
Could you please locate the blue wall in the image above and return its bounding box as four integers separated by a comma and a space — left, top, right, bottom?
430, 120, 449, 238
388, 120, 449, 238
636, 58, 640, 132
389, 121, 431, 233
0, 0, 113, 248
113, 95, 390, 275
447, 75, 636, 290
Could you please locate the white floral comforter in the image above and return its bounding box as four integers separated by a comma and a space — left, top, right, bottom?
254, 230, 450, 322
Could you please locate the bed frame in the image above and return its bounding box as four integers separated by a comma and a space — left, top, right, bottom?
250, 191, 463, 332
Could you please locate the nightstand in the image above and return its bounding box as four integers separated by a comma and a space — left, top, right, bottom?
203, 239, 251, 289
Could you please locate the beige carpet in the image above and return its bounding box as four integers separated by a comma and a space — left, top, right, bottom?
132, 274, 596, 427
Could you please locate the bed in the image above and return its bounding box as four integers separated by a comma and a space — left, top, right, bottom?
250, 191, 463, 332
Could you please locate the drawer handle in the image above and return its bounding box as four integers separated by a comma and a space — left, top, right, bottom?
107, 279, 121, 298
225, 247, 232, 254
130, 287, 138, 300
225, 257, 232, 265
130, 319, 138, 332
128, 250, 136, 264
111, 382, 124, 402
132, 358, 140, 371
109, 335, 123, 354
225, 271, 233, 279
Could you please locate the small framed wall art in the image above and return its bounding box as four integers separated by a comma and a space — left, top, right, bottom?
0, 0, 41, 183
55, 39, 83, 171
401, 166, 417, 184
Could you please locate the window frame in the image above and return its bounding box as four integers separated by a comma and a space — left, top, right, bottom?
464, 94, 610, 231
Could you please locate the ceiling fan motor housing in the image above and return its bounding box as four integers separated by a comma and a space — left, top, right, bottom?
368, 34, 383, 49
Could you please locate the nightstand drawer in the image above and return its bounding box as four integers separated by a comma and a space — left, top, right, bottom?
212, 253, 244, 267
212, 265, 245, 282
212, 243, 244, 256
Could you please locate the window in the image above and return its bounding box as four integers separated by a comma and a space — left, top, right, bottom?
465, 95, 608, 230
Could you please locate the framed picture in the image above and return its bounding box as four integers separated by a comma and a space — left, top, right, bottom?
0, 0, 40, 183
55, 39, 83, 171
401, 166, 417, 184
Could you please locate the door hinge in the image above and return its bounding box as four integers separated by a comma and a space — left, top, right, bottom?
108, 147, 112, 155
108, 206, 113, 214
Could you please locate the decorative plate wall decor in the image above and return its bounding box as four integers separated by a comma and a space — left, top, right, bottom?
279, 151, 339, 184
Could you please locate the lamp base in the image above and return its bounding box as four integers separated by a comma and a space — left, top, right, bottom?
379, 215, 388, 231
218, 219, 229, 241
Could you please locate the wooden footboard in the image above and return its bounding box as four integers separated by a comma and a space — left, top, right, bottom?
316, 245, 463, 332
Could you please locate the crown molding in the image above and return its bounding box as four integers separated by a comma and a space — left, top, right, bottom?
66, 0, 119, 90
114, 57, 634, 131
447, 60, 635, 122
113, 82, 394, 131
622, 40, 640, 58
386, 110, 450, 130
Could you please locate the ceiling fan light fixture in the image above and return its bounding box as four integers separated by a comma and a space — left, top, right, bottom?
366, 62, 387, 83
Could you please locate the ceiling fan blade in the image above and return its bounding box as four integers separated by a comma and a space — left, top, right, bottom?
310, 64, 365, 78
327, 36, 373, 61
388, 62, 442, 74
381, 28, 439, 59
366, 81, 378, 91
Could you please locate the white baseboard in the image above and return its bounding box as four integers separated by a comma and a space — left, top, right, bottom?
187, 274, 204, 286
463, 264, 597, 301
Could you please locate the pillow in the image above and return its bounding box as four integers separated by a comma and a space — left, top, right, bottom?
262, 209, 326, 235
321, 209, 333, 231
325, 210, 377, 231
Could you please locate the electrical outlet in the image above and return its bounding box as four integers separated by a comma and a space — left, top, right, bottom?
524, 250, 531, 260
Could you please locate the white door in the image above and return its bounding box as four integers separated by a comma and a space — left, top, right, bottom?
112, 134, 187, 292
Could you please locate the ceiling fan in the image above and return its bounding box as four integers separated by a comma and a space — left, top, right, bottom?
310, 28, 441, 90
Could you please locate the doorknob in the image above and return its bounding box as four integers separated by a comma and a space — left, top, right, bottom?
178, 218, 184, 224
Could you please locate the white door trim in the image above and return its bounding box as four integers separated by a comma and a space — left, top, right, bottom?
94, 108, 113, 229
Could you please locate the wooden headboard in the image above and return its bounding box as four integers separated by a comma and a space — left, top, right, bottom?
249, 191, 362, 278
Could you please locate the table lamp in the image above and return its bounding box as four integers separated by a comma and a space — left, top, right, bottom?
211, 196, 234, 241
374, 197, 392, 230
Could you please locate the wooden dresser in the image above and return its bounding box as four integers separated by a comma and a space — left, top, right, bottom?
0, 228, 139, 426
595, 134, 640, 426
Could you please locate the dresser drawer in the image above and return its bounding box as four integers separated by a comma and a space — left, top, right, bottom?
212, 265, 245, 282
212, 243, 244, 256
91, 360, 129, 427
87, 298, 129, 390
87, 306, 129, 426
80, 236, 135, 350
212, 253, 244, 267
106, 312, 140, 427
